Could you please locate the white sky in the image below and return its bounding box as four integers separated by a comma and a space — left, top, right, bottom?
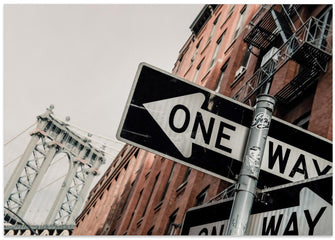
2, 3, 204, 226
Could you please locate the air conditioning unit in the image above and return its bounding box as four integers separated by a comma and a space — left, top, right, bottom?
235, 66, 246, 79
261, 47, 279, 67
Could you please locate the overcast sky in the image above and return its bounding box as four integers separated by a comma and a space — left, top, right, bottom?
2, 4, 204, 225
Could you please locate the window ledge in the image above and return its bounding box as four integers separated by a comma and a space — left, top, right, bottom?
224, 38, 236, 54
176, 181, 188, 192
154, 201, 163, 213
230, 70, 246, 88
200, 39, 211, 55
184, 63, 193, 77
200, 69, 211, 83
145, 170, 151, 179
220, 11, 233, 29
137, 217, 144, 228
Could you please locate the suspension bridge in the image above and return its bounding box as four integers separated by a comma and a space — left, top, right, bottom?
3, 105, 124, 236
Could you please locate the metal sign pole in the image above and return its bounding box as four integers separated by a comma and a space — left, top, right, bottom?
225, 94, 275, 235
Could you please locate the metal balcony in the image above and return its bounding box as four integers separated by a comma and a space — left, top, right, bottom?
244, 5, 279, 50
275, 65, 321, 104
233, 16, 332, 106
244, 5, 301, 50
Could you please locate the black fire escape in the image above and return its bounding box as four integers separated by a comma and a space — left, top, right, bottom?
233, 5, 332, 106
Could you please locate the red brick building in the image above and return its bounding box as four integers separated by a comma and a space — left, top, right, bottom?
73, 4, 332, 235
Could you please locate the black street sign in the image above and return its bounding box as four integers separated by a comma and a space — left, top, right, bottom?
117, 63, 332, 187
181, 174, 332, 235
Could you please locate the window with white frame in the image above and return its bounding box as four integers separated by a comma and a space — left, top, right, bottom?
191, 39, 202, 63
215, 60, 229, 92
232, 5, 247, 40
208, 13, 221, 43
193, 59, 204, 83
209, 30, 226, 68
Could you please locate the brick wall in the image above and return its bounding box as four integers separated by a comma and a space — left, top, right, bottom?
73, 4, 332, 236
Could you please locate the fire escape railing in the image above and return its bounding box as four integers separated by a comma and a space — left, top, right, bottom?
233, 7, 332, 106
244, 5, 279, 51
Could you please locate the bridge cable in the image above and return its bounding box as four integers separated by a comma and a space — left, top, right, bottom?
4, 122, 37, 146
49, 154, 68, 167
4, 154, 23, 167
36, 174, 67, 193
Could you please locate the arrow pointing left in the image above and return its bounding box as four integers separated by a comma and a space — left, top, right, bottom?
143, 93, 249, 160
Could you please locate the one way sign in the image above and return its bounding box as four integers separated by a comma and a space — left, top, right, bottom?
143, 92, 248, 161
117, 63, 332, 187
181, 174, 332, 235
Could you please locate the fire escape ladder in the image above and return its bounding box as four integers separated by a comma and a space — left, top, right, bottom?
237, 5, 332, 106
271, 9, 295, 42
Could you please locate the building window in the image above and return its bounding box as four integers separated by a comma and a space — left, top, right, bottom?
233, 47, 251, 83
164, 209, 178, 235
142, 173, 160, 217
147, 226, 155, 235
228, 5, 235, 14
232, 5, 247, 40
135, 190, 143, 208
160, 163, 176, 201
215, 60, 229, 92
208, 14, 220, 43
105, 169, 111, 177
124, 161, 129, 170
134, 148, 139, 158
241, 47, 251, 69
195, 186, 209, 207
126, 189, 143, 231
191, 39, 202, 63
120, 181, 135, 215
209, 31, 225, 69
174, 54, 184, 74
293, 112, 311, 130
99, 192, 104, 200
224, 4, 235, 22
193, 59, 204, 83
182, 167, 192, 183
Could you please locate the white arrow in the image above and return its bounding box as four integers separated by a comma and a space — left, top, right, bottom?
143, 93, 249, 160
188, 187, 332, 235
143, 93, 332, 183
248, 187, 332, 235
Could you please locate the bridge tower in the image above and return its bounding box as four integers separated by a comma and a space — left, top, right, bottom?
4, 105, 105, 225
